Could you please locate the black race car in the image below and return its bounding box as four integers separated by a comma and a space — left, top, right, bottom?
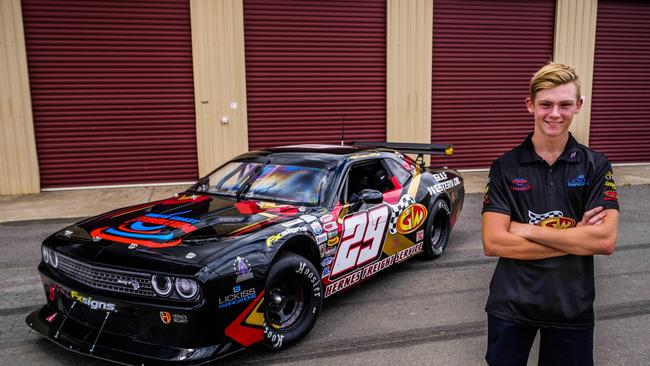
26, 142, 464, 365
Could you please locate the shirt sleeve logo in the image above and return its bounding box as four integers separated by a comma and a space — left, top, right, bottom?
511, 178, 531, 192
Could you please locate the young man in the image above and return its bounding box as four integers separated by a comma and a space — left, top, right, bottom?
481, 62, 620, 366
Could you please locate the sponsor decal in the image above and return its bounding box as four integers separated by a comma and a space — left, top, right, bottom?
323, 221, 338, 232
70, 290, 116, 312
539, 217, 576, 229
324, 245, 338, 256
605, 181, 617, 190
185, 252, 196, 259
234, 256, 254, 283
300, 215, 317, 223
388, 195, 416, 234
427, 177, 461, 195
266, 226, 308, 247
396, 204, 427, 234
416, 229, 424, 242
325, 242, 423, 297
160, 311, 172, 324
321, 257, 333, 267
510, 178, 531, 192
310, 221, 323, 235
322, 267, 331, 278
172, 314, 188, 324
327, 236, 340, 247
604, 190, 618, 201
128, 243, 138, 249
433, 172, 448, 181
219, 286, 257, 309
116, 278, 140, 290
316, 233, 327, 244
327, 230, 338, 239
605, 171, 614, 180
320, 214, 334, 223
281, 218, 304, 228
528, 210, 576, 229
63, 230, 73, 238
570, 151, 577, 159
567, 175, 589, 187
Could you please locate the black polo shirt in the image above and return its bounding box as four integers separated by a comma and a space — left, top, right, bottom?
482, 133, 619, 329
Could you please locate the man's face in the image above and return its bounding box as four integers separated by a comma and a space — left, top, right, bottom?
526, 82, 582, 139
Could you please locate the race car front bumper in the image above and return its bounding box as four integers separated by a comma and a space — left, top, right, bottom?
25, 271, 242, 365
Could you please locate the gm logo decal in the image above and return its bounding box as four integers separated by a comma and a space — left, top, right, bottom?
396, 204, 427, 234
539, 217, 576, 229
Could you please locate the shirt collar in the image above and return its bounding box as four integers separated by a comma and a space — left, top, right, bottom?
517, 132, 581, 164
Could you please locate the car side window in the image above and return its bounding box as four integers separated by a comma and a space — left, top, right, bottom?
385, 158, 412, 186
340, 159, 395, 203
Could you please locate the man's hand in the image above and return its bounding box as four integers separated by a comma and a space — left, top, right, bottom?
577, 206, 606, 227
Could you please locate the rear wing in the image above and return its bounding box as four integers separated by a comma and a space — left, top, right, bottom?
352, 141, 454, 168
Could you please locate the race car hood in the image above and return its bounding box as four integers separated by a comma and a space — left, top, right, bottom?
50, 193, 308, 268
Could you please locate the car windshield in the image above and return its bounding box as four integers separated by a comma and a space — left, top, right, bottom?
195, 161, 262, 197
195, 161, 331, 205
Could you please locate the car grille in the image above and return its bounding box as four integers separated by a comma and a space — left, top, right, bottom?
55, 253, 155, 297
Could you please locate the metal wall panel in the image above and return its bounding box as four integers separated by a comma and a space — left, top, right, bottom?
191, 0, 250, 177
554, 0, 598, 146
243, 0, 387, 149
387, 0, 433, 146
590, 0, 650, 163
22, 0, 198, 189
431, 0, 555, 169
0, 0, 40, 195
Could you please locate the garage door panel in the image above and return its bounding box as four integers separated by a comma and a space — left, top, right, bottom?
431, 0, 555, 169
590, 0, 650, 163
22, 0, 197, 189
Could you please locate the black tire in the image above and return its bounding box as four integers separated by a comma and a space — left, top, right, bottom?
262, 253, 323, 350
422, 199, 451, 259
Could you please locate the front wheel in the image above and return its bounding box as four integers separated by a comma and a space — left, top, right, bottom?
262, 253, 322, 350
422, 199, 451, 259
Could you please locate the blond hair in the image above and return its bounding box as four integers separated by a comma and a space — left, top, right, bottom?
530, 62, 581, 101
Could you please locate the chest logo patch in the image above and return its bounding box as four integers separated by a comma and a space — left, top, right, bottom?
511, 178, 531, 192
528, 210, 576, 229
567, 175, 589, 187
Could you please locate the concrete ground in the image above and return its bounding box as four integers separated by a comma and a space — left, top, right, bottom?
1, 164, 649, 223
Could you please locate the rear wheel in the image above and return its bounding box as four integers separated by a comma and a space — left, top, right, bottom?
422, 199, 451, 259
262, 253, 322, 350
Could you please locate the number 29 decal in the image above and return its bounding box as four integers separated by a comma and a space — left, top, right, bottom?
331, 205, 390, 278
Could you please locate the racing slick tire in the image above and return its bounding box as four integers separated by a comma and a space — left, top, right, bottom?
262, 253, 323, 350
422, 199, 451, 259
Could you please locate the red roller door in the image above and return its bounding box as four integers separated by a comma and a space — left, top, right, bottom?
590, 0, 650, 163
22, 0, 198, 189
431, 0, 555, 169
243, 0, 386, 150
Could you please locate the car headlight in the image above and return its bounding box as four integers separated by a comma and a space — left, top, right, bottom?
175, 278, 199, 299
151, 275, 173, 296
42, 246, 50, 264
49, 249, 58, 268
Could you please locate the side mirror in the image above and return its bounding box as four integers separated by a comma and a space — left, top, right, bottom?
358, 189, 383, 204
